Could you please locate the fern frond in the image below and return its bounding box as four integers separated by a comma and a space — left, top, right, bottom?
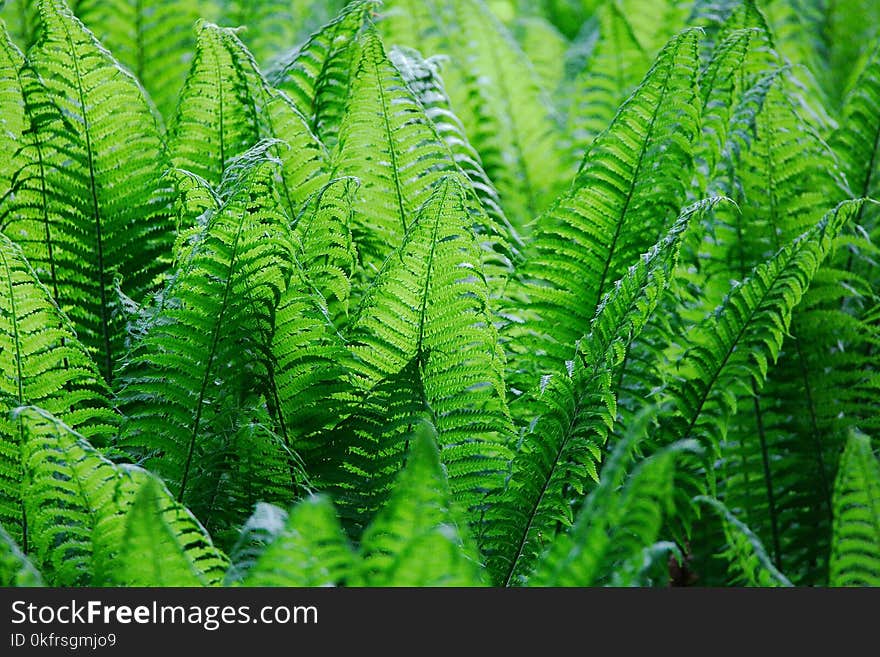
829, 431, 880, 586
347, 176, 514, 524
219, 0, 332, 68
223, 502, 288, 585
291, 177, 358, 323
115, 476, 228, 586
529, 420, 690, 586
23, 0, 173, 382
696, 496, 793, 587
491, 203, 704, 585
0, 522, 43, 586
170, 21, 329, 217
831, 41, 880, 279
333, 29, 499, 274
384, 0, 564, 229
117, 144, 293, 508
356, 423, 486, 586
504, 28, 700, 397
267, 0, 376, 148
660, 200, 867, 505
562, 2, 650, 165
16, 407, 220, 586
389, 45, 520, 253
0, 23, 27, 197
0, 233, 116, 548
66, 0, 207, 121
242, 495, 355, 587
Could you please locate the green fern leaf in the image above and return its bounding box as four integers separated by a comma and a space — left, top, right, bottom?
829, 431, 880, 586
504, 28, 700, 397
0, 522, 43, 586
267, 0, 376, 149
696, 496, 793, 586
562, 2, 650, 165
242, 495, 355, 587
661, 200, 867, 505
117, 144, 293, 508
66, 0, 207, 121
15, 407, 183, 586
170, 21, 329, 218
529, 420, 690, 586
291, 177, 359, 323
115, 476, 227, 586
381, 0, 564, 229
0, 233, 116, 548
389, 45, 520, 254
347, 176, 514, 524
356, 423, 486, 586
331, 29, 483, 272
492, 205, 705, 585
23, 0, 173, 382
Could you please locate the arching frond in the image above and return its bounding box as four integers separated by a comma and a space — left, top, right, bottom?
562, 2, 650, 165
490, 204, 703, 585
64, 0, 208, 121
21, 0, 173, 382
529, 421, 691, 586
242, 495, 355, 587
115, 476, 228, 586
333, 30, 508, 275
504, 28, 700, 397
117, 144, 293, 509
0, 233, 116, 548
696, 495, 793, 587
0, 522, 43, 586
829, 432, 880, 587
267, 0, 376, 148
169, 21, 329, 218
347, 176, 515, 525
357, 423, 486, 586
659, 201, 867, 522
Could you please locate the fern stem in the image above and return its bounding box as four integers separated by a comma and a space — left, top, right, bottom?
791, 330, 832, 520
372, 55, 409, 235
752, 382, 782, 569
63, 19, 114, 383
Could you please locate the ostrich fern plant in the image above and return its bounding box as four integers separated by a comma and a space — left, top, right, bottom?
0, 0, 878, 587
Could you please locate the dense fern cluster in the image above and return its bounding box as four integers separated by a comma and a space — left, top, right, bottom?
0, 0, 878, 587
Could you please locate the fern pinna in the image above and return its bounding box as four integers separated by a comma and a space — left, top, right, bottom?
0, 0, 878, 587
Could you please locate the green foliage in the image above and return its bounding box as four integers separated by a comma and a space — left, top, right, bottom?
0, 0, 877, 589
829, 432, 880, 586
0, 233, 116, 546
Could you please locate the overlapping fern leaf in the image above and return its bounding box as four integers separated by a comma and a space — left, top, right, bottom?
14, 0, 173, 382
0, 523, 43, 586
267, 0, 376, 149
117, 144, 293, 515
346, 176, 515, 528
169, 21, 329, 218
503, 28, 700, 399
658, 200, 868, 541
488, 203, 705, 585
528, 415, 693, 587
0, 233, 116, 548
62, 0, 208, 121
829, 431, 880, 586
16, 407, 227, 586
